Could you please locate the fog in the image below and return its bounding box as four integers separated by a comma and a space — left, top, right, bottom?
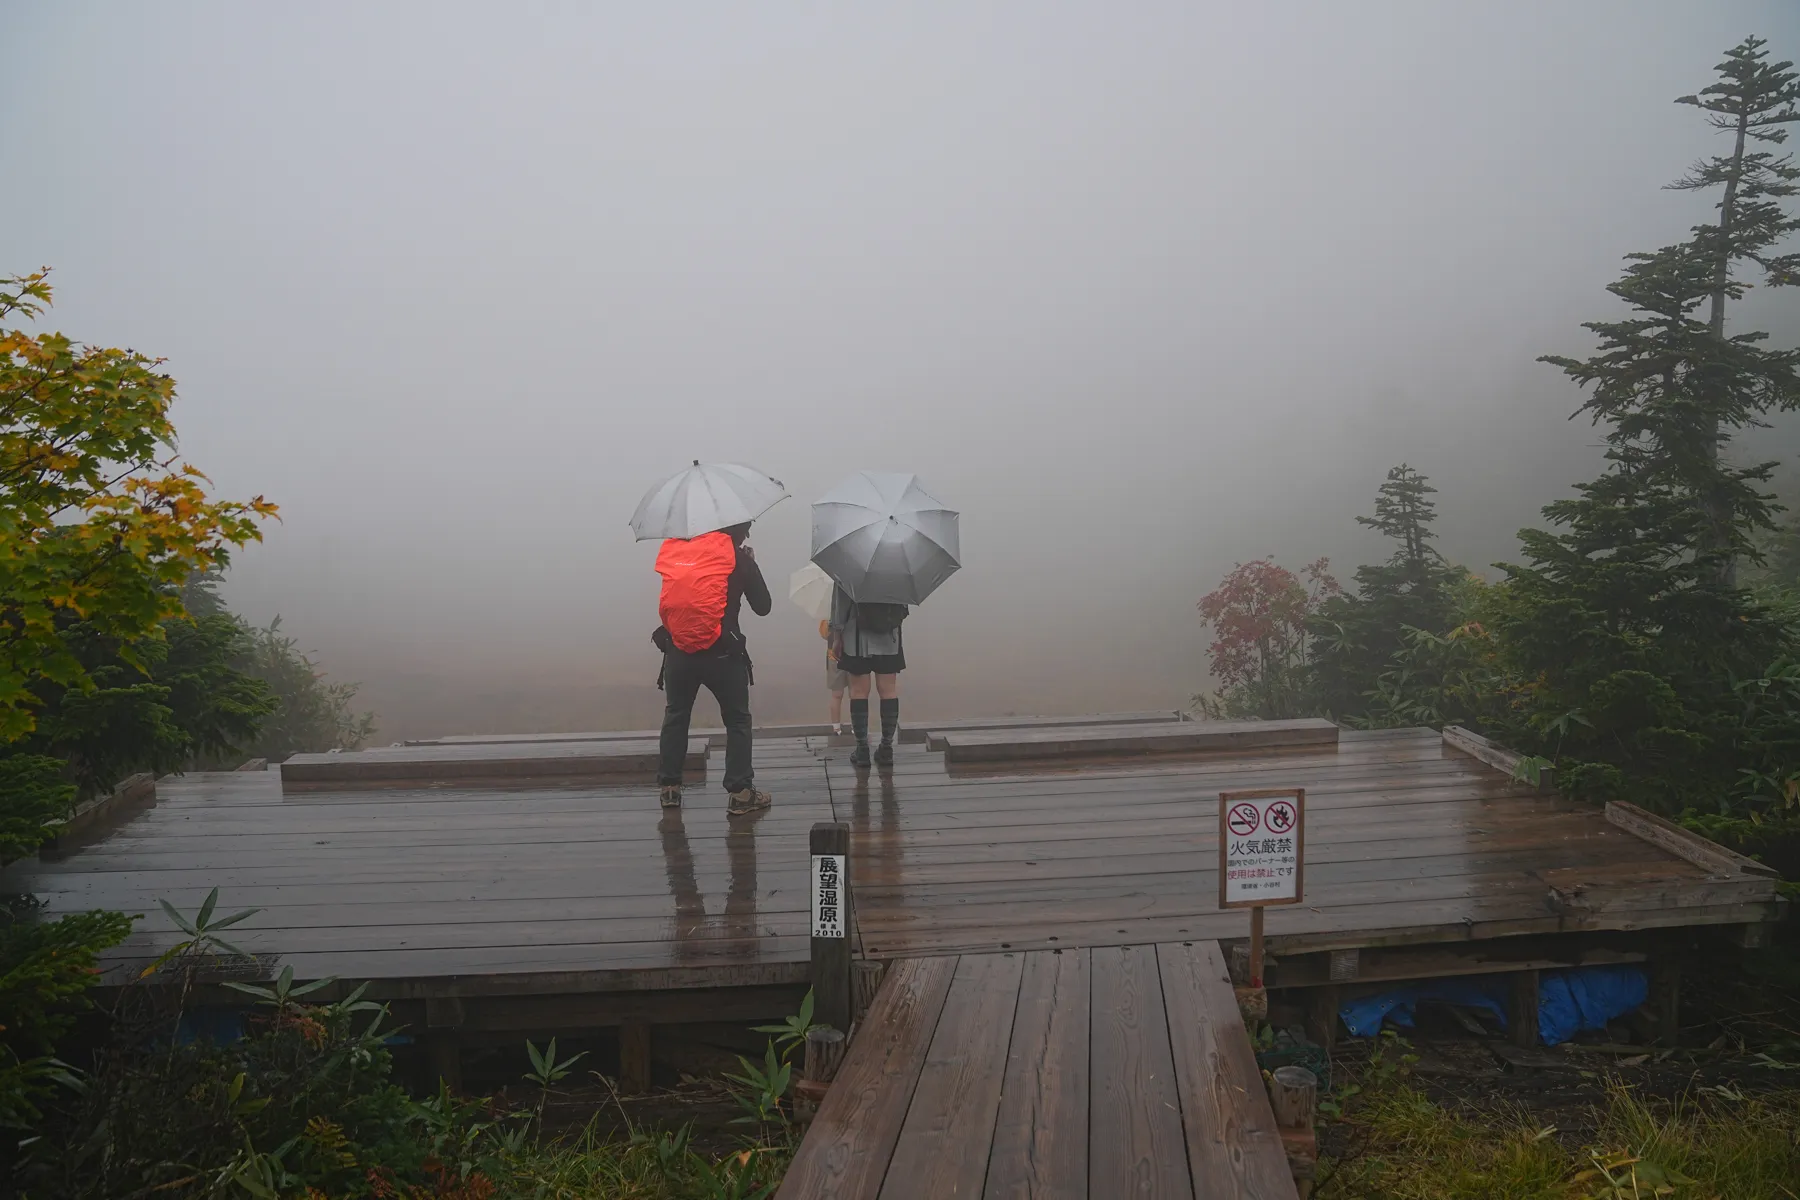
4, 2, 1798, 738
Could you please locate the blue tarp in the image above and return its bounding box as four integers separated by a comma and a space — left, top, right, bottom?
1337, 964, 1649, 1046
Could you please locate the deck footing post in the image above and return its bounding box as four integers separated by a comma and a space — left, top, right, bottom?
1270, 1064, 1319, 1196
426, 1030, 462, 1093
851, 960, 885, 1026
1305, 985, 1339, 1053
619, 1021, 652, 1094
1652, 958, 1682, 1048
1510, 970, 1541, 1047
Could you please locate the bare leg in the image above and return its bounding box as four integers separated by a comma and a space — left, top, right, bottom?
849, 674, 873, 700
875, 673, 899, 700
829, 688, 844, 725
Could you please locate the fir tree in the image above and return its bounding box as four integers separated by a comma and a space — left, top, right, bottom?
1670, 36, 1800, 581
1494, 38, 1800, 810
1311, 465, 1463, 719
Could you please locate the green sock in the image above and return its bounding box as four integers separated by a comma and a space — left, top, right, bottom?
850, 699, 869, 745
879, 698, 899, 744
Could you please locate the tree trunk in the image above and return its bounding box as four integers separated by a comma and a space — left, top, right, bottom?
1705, 111, 1750, 587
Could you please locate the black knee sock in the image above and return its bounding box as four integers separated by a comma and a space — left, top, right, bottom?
850, 699, 869, 746
879, 698, 900, 745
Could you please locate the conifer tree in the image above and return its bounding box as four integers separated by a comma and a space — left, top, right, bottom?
1311, 465, 1462, 718
1671, 36, 1800, 581
1494, 38, 1800, 809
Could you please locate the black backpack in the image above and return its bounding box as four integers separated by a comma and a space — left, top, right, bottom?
857, 601, 909, 634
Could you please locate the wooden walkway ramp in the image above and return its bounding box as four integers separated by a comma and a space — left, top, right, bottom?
779, 941, 1295, 1199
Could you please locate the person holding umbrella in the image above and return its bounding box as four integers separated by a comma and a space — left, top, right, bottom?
790, 563, 848, 734
812, 472, 960, 769
829, 586, 907, 766
631, 462, 786, 815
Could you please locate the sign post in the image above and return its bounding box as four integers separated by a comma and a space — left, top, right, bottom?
809, 821, 852, 1031
1219, 788, 1305, 988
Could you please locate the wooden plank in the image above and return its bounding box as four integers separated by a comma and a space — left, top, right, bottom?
279, 738, 708, 787
1157, 941, 1295, 1199
941, 719, 1339, 765
778, 956, 959, 1200
1442, 726, 1554, 792
985, 949, 1090, 1200
880, 952, 1025, 1198
1604, 801, 1778, 878
1089, 944, 1192, 1198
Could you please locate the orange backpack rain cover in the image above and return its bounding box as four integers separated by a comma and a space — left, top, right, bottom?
655, 531, 736, 653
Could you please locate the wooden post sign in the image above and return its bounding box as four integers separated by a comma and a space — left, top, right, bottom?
809, 821, 853, 1032
1218, 788, 1305, 988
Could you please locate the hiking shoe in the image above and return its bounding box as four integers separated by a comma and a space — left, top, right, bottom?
727, 787, 773, 816
849, 743, 872, 769
874, 741, 894, 766
659, 784, 682, 809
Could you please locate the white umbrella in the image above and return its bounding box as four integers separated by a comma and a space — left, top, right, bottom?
789, 562, 836, 621
811, 472, 960, 605
629, 461, 788, 542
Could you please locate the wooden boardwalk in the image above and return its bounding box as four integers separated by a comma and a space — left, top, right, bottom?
779, 942, 1295, 1199
835, 728, 1778, 965
4, 723, 1780, 1022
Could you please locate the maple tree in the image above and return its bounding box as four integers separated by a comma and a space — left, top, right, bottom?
1196, 557, 1338, 719
0, 270, 278, 746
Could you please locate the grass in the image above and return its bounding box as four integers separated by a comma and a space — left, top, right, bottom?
448, 1121, 793, 1200
1319, 1079, 1800, 1199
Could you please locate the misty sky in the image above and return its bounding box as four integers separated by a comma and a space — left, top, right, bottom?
4, 3, 1799, 735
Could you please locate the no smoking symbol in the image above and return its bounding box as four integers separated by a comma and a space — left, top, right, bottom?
1266, 800, 1297, 833
1227, 803, 1260, 836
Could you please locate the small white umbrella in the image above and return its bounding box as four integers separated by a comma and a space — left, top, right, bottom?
629, 461, 788, 542
789, 562, 836, 621
811, 472, 960, 605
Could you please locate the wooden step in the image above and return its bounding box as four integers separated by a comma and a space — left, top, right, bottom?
934, 718, 1340, 764
280, 738, 708, 789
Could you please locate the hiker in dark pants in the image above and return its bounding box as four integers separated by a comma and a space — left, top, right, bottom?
828, 585, 906, 768
656, 522, 773, 814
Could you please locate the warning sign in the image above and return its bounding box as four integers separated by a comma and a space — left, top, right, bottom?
1218, 788, 1305, 909
811, 853, 846, 938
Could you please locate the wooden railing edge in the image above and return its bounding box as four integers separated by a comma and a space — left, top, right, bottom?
1604, 799, 1780, 879
1441, 725, 1554, 793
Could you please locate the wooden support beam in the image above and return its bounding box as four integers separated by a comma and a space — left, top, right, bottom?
810, 821, 853, 1033
1510, 970, 1540, 1047
618, 1021, 652, 1094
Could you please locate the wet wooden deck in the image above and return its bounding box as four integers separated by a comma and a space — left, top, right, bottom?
4, 726, 1780, 1005
779, 942, 1295, 1200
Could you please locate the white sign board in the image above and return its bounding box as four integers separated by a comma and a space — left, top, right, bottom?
811, 853, 846, 938
1218, 788, 1305, 909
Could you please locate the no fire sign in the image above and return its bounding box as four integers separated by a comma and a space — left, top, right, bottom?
1218, 788, 1305, 909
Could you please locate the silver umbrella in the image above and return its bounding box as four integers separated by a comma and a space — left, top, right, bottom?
811, 472, 960, 604
629, 461, 788, 541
